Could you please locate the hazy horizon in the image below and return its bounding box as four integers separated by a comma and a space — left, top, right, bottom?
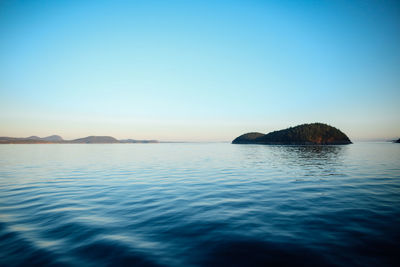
0, 130, 397, 143
1, 0, 399, 141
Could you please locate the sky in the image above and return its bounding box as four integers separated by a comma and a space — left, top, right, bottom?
0, 0, 399, 141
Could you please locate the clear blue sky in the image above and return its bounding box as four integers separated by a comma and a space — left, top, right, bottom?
1, 0, 399, 141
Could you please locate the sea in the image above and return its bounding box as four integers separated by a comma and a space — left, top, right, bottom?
0, 142, 399, 266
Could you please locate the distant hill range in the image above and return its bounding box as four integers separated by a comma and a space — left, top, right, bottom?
232, 123, 352, 145
27, 135, 64, 142
0, 135, 158, 144
68, 136, 119, 144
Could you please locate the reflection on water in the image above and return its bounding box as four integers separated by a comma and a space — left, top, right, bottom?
237, 144, 346, 180
279, 145, 346, 178
282, 144, 345, 160
0, 143, 399, 266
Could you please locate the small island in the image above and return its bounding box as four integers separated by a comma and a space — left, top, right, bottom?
232, 123, 352, 145
395, 138, 400, 143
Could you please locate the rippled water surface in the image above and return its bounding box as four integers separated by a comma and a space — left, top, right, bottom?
0, 143, 399, 266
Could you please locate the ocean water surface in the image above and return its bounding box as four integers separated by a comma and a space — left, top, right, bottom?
0, 143, 399, 266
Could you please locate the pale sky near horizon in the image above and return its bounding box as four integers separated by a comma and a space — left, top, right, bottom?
1, 0, 399, 141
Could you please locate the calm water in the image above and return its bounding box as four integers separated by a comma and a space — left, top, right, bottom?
0, 143, 399, 266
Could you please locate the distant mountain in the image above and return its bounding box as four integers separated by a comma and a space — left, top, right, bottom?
70, 136, 119, 144
0, 135, 158, 144
0, 137, 53, 144
26, 135, 63, 142
27, 136, 41, 140
42, 135, 64, 142
232, 123, 352, 145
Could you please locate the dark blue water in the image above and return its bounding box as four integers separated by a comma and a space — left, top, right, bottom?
0, 143, 399, 266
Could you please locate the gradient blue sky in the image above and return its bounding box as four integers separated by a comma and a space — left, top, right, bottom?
1, 0, 399, 141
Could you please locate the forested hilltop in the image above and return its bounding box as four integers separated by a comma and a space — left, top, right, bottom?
233, 123, 352, 145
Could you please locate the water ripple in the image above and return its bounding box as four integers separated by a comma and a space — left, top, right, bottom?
0, 143, 399, 266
